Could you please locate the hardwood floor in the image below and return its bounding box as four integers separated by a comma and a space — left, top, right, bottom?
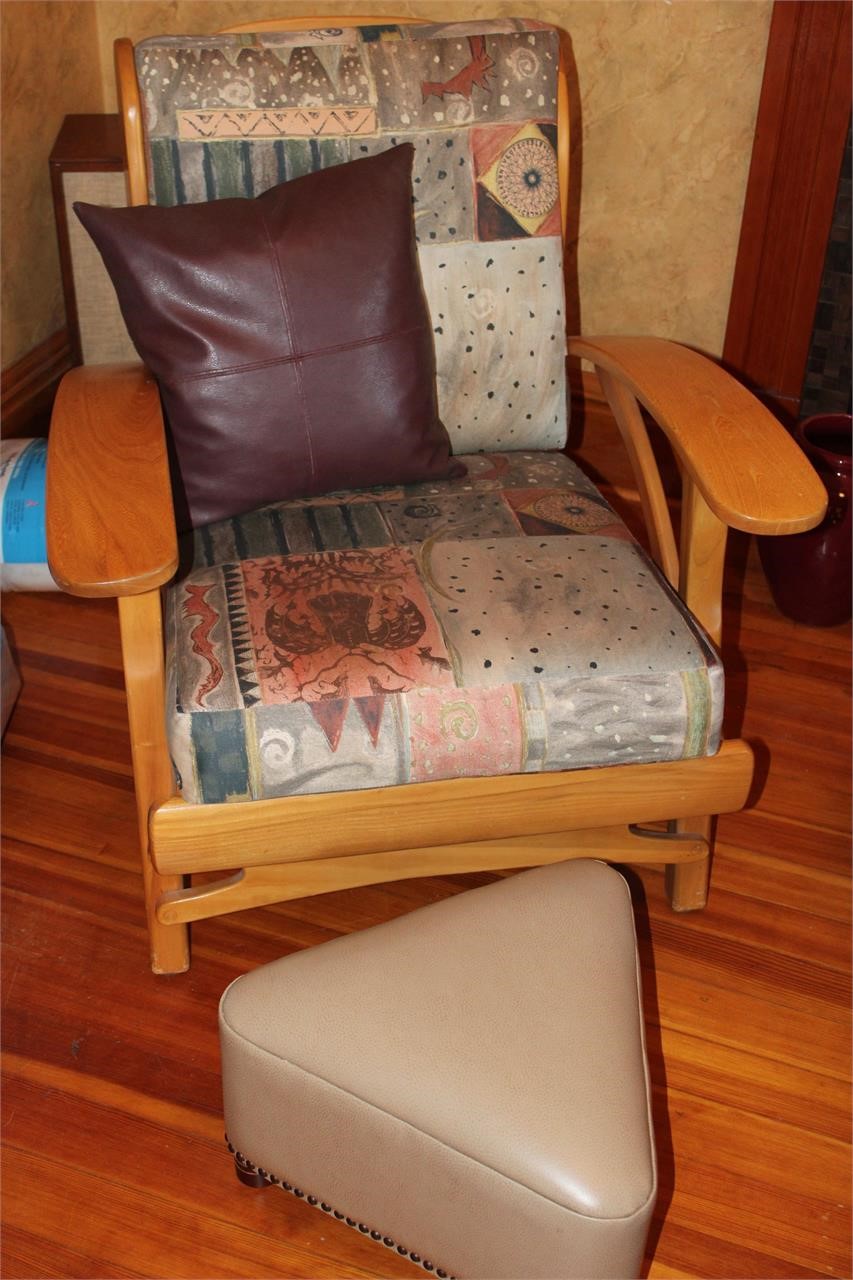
2, 410, 850, 1279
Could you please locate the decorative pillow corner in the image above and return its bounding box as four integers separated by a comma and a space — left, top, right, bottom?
74, 144, 463, 530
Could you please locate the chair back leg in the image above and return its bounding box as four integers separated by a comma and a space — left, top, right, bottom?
666, 816, 713, 910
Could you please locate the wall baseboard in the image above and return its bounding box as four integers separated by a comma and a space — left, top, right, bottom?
1, 329, 73, 438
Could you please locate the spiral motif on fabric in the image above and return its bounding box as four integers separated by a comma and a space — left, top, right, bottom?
507, 46, 540, 79
403, 502, 442, 519
260, 727, 296, 781
440, 700, 479, 741
496, 137, 558, 220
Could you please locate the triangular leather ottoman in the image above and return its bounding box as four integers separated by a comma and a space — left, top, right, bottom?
219, 859, 657, 1279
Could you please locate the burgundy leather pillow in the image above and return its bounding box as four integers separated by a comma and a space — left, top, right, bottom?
75, 145, 462, 529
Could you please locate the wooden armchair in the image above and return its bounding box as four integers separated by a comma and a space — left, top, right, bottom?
46, 16, 825, 973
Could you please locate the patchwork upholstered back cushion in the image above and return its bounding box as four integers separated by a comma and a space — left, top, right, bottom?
135, 18, 568, 455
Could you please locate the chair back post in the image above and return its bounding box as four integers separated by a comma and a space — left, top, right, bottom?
115, 37, 148, 206
222, 14, 420, 32
556, 27, 570, 242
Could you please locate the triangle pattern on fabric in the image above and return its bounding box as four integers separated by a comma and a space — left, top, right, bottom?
220, 564, 263, 707
309, 698, 350, 752
354, 694, 386, 748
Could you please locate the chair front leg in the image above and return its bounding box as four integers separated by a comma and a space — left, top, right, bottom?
118, 592, 189, 973
666, 480, 729, 911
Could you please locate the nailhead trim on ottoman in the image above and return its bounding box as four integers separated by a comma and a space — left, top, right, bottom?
225, 1139, 457, 1277
219, 859, 657, 1279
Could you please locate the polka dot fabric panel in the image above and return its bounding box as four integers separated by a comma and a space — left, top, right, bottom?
165, 453, 724, 804
134, 19, 568, 455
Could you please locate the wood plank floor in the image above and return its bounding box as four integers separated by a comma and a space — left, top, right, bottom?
2, 411, 850, 1280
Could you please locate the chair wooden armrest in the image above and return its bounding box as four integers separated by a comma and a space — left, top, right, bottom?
569, 335, 827, 536
46, 363, 178, 598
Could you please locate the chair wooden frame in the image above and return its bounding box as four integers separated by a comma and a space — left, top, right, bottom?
46, 17, 827, 972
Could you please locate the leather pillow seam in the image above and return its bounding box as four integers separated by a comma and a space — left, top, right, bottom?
173, 323, 428, 383
257, 205, 317, 489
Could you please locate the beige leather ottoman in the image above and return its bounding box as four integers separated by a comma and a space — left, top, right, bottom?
219, 859, 657, 1279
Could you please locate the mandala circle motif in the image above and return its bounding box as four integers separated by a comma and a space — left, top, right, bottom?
530, 493, 611, 531
496, 137, 558, 220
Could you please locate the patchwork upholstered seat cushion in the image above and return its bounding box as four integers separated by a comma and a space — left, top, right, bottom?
165, 452, 723, 804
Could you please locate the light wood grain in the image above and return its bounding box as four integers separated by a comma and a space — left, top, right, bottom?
117, 591, 189, 973
678, 479, 728, 647
46, 364, 176, 597
222, 14, 418, 31
114, 37, 147, 206
150, 742, 751, 877
569, 336, 828, 535
157, 827, 708, 925
596, 368, 680, 585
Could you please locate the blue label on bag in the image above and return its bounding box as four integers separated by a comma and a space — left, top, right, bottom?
2, 438, 48, 564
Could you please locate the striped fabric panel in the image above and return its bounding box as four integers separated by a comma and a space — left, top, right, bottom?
186, 500, 395, 568
149, 136, 350, 205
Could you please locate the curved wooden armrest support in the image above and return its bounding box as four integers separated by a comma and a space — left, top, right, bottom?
569, 336, 827, 536
47, 363, 178, 597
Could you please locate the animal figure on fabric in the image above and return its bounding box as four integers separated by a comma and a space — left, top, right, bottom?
422, 35, 495, 102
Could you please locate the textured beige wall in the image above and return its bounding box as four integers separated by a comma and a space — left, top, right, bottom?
2, 0, 771, 369
572, 0, 772, 355
1, 1, 105, 367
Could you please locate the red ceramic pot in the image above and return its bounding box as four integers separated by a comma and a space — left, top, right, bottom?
758, 413, 851, 627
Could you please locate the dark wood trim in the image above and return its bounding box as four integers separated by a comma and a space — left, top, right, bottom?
723, 0, 852, 421
1, 329, 73, 438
